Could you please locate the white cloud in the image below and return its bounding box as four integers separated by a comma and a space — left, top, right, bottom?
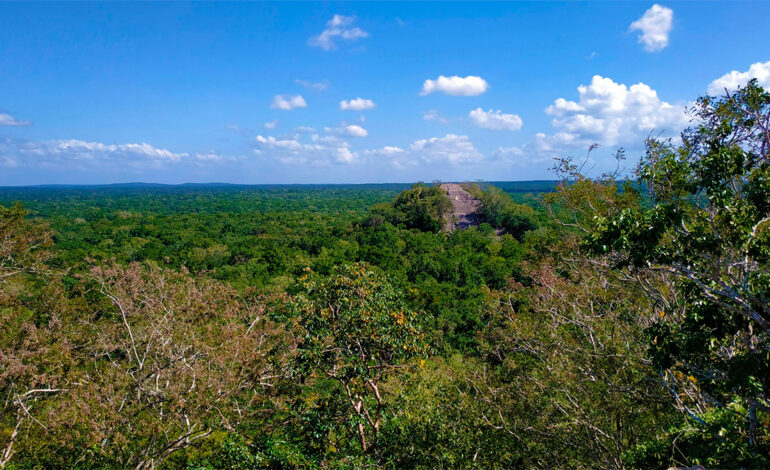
309, 15, 369, 51
364, 145, 412, 168
506, 74, 689, 168
193, 152, 226, 162
254, 134, 357, 165
343, 125, 368, 137
264, 120, 278, 129
340, 98, 376, 111
271, 95, 307, 110
325, 124, 368, 137
410, 134, 483, 164
363, 135, 483, 168
490, 132, 589, 168
629, 4, 673, 52
493, 146, 524, 158
490, 146, 528, 165
422, 110, 448, 124
49, 140, 187, 162
294, 79, 329, 91
548, 98, 585, 113
0, 138, 194, 169
544, 75, 687, 145
0, 113, 30, 126
1, 156, 18, 168
707, 61, 770, 95
420, 75, 489, 96
365, 146, 405, 156
469, 108, 523, 131
530, 132, 584, 157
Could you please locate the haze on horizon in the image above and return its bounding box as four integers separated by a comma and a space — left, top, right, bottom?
1, 1, 769, 186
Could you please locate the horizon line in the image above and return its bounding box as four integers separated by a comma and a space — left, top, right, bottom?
0, 179, 563, 189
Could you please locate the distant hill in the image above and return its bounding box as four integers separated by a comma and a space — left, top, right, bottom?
0, 181, 560, 192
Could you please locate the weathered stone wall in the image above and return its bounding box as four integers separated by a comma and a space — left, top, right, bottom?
439, 183, 480, 232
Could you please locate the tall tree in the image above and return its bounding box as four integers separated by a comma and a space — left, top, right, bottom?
288, 263, 428, 454
0, 204, 65, 469
586, 80, 770, 466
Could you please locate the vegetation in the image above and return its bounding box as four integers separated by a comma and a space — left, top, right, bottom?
466, 183, 538, 239
1, 83, 768, 468
366, 182, 453, 232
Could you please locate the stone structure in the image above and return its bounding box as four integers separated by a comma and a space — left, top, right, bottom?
440, 182, 481, 232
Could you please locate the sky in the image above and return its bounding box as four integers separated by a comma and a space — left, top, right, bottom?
1, 1, 769, 185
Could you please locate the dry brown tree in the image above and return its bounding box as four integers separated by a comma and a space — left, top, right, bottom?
50, 262, 296, 469
0, 203, 66, 469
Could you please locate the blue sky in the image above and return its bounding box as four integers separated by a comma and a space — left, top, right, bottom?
1, 1, 769, 185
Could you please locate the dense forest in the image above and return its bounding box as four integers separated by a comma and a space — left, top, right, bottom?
1, 82, 768, 469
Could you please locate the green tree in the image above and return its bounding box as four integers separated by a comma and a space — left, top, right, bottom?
586, 80, 770, 466
467, 184, 537, 240
288, 263, 429, 454
387, 183, 453, 232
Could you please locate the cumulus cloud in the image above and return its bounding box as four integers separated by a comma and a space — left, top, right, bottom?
325, 124, 368, 137
500, 74, 690, 168
469, 108, 523, 131
344, 125, 368, 137
420, 75, 489, 96
544, 75, 687, 145
410, 134, 483, 164
294, 79, 330, 91
340, 98, 376, 111
0, 137, 203, 169
253, 134, 357, 165
264, 120, 278, 129
707, 61, 770, 95
0, 113, 31, 126
422, 110, 448, 124
629, 4, 673, 52
308, 15, 369, 51
271, 95, 307, 110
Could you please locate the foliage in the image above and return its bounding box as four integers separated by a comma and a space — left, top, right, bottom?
467, 184, 537, 239
0, 205, 67, 469
584, 80, 770, 464
625, 404, 769, 468
0, 203, 53, 280
1, 242, 293, 468
0, 186, 529, 353
367, 182, 452, 232
5, 79, 768, 470
287, 263, 429, 456
379, 355, 523, 468
476, 234, 675, 468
